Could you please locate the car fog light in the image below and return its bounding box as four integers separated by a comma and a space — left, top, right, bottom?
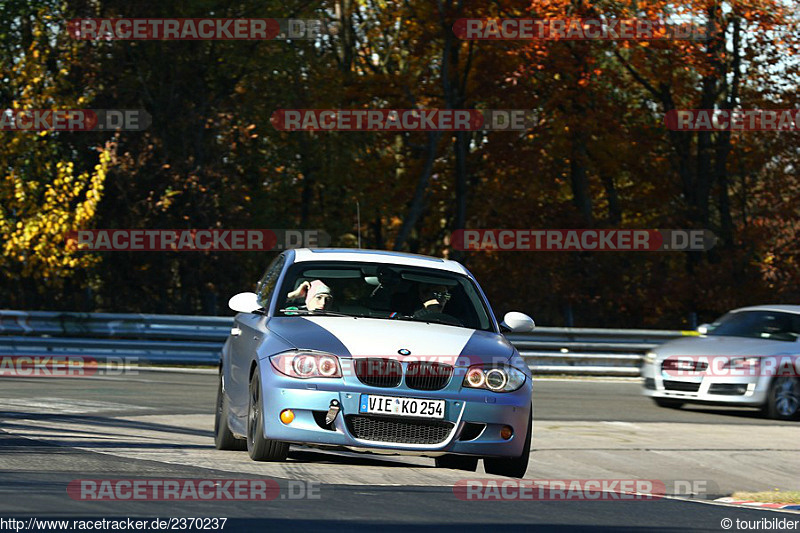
500, 425, 513, 440
280, 409, 295, 424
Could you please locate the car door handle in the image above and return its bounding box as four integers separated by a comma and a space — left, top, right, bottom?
230, 327, 242, 336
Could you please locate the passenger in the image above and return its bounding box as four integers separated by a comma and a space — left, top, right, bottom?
415, 283, 450, 315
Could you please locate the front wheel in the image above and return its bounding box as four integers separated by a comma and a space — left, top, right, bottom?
762, 377, 800, 420
247, 371, 289, 461
483, 407, 532, 478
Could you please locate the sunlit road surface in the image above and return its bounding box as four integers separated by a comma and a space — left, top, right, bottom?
1, 371, 798, 531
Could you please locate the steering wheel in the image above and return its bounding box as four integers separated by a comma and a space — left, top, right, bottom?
412, 308, 463, 326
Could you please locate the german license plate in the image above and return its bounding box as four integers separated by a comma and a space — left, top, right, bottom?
359, 394, 445, 419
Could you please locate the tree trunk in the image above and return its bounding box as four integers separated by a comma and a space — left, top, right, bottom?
393, 132, 442, 250
570, 132, 593, 226
601, 174, 621, 225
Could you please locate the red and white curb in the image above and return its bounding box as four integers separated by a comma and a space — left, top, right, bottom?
715, 497, 800, 512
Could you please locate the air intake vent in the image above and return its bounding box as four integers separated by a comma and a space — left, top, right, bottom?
345, 415, 453, 444
405, 362, 453, 391
457, 422, 486, 441
354, 358, 402, 388
662, 380, 701, 392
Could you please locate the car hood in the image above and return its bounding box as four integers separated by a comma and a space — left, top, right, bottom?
652, 335, 799, 358
266, 316, 515, 365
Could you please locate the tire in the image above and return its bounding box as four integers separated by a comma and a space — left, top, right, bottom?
653, 398, 684, 409
435, 454, 479, 471
484, 407, 532, 478
762, 377, 800, 420
214, 372, 246, 450
247, 371, 290, 461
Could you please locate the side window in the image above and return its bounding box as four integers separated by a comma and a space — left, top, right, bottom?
256, 255, 286, 308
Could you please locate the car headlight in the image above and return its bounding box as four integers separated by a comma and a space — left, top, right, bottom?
463, 364, 526, 392
270, 351, 342, 379
643, 352, 657, 364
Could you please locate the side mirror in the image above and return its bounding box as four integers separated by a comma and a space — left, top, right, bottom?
500, 311, 535, 333
228, 292, 261, 314
697, 323, 710, 335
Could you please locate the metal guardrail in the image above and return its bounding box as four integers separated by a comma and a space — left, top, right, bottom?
506, 327, 697, 376
0, 310, 697, 375
0, 310, 229, 340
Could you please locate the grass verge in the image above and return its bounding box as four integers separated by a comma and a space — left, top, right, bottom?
730, 491, 800, 504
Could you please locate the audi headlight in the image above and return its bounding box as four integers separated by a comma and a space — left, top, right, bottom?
270, 351, 342, 379
463, 364, 526, 392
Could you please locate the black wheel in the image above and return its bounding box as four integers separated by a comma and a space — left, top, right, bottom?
247, 371, 289, 461
653, 398, 684, 409
762, 377, 800, 420
435, 454, 479, 471
484, 407, 532, 478
214, 372, 246, 450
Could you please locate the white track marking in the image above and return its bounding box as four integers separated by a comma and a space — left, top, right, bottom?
0, 398, 153, 415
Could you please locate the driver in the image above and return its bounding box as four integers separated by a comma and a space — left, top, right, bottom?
287, 280, 333, 311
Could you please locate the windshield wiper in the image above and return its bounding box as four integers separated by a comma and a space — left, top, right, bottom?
388, 314, 464, 327
278, 309, 354, 317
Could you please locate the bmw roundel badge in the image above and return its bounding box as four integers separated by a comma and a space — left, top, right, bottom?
398, 348, 411, 356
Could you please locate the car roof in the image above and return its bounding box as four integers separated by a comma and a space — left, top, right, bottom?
291, 248, 469, 275
730, 305, 800, 315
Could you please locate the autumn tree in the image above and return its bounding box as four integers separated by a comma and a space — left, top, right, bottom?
0, 0, 114, 308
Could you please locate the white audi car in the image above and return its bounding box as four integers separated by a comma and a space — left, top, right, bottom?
642, 305, 800, 420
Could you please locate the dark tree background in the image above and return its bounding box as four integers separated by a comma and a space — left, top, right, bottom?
1, 0, 798, 328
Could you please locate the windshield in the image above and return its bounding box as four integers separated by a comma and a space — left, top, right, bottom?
706, 310, 800, 342
275, 261, 494, 332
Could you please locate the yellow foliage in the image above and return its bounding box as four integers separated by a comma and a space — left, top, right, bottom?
1, 146, 111, 279
0, 9, 114, 287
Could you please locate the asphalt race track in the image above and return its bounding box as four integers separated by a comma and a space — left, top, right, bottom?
1, 370, 798, 532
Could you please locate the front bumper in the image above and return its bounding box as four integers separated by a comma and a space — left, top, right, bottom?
641, 363, 770, 407
257, 363, 532, 458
